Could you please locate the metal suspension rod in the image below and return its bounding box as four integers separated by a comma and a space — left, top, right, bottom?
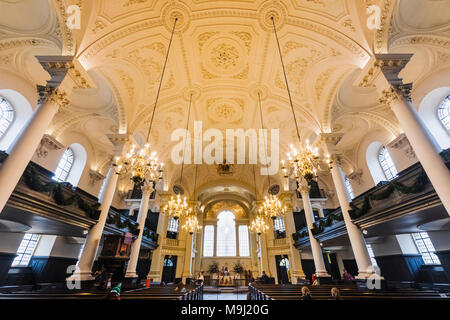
179, 93, 193, 184
271, 17, 302, 143
257, 92, 272, 193
146, 17, 178, 142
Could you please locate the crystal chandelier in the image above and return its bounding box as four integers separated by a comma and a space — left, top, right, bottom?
250, 214, 269, 236
113, 143, 163, 185
282, 140, 332, 183
181, 165, 201, 234
250, 165, 270, 235
162, 194, 191, 220
181, 209, 201, 235
259, 194, 287, 220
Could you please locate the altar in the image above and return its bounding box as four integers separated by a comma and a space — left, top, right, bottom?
218, 275, 234, 286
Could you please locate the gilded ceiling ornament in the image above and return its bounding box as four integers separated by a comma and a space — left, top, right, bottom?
257, 1, 287, 31
211, 43, 240, 71
161, 2, 191, 33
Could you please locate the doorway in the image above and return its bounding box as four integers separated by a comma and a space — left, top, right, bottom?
323, 252, 341, 280
161, 255, 177, 283
275, 255, 290, 284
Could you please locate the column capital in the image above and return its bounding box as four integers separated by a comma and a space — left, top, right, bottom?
320, 132, 343, 148
37, 85, 70, 108
297, 183, 310, 195
379, 83, 413, 106
141, 185, 155, 196
106, 133, 128, 155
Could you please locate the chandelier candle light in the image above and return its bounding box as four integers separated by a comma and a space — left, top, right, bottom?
255, 91, 287, 220
250, 165, 270, 235
113, 143, 163, 185
181, 165, 201, 235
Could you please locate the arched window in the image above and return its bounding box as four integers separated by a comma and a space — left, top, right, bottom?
438, 95, 450, 132
203, 225, 214, 257
53, 148, 75, 182
0, 97, 14, 140
345, 177, 355, 200
238, 225, 250, 257
273, 217, 286, 239
216, 211, 236, 256
378, 147, 398, 181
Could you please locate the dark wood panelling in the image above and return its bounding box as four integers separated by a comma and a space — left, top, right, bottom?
29, 256, 78, 283
0, 253, 15, 286
301, 259, 315, 282
342, 259, 358, 277
375, 254, 424, 281
436, 250, 450, 282
136, 258, 151, 280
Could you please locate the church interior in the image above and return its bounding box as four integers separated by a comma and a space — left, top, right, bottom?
0, 0, 449, 302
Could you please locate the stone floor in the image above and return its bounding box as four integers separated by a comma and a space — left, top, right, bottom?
203, 293, 248, 300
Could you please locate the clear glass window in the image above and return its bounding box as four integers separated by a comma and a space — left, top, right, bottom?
53, 148, 74, 182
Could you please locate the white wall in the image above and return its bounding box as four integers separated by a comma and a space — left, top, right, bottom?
428, 230, 450, 252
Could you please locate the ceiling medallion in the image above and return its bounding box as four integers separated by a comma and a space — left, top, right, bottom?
161, 2, 191, 33
207, 98, 243, 123
202, 37, 247, 77
258, 1, 287, 31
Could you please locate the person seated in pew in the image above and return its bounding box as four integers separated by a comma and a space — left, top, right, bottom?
301, 286, 312, 300
342, 269, 355, 282
259, 271, 270, 284
174, 280, 186, 292
311, 273, 319, 286
331, 287, 341, 300
196, 271, 204, 286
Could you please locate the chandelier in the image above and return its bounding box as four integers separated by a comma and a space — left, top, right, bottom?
250, 214, 269, 236
217, 160, 234, 176
181, 165, 202, 234
181, 208, 201, 235
113, 143, 163, 185
259, 194, 287, 220
282, 141, 332, 183
162, 194, 191, 220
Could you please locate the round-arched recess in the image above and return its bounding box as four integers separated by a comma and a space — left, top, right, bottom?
419, 87, 450, 150
0, 89, 32, 152
366, 141, 388, 185
66, 143, 87, 187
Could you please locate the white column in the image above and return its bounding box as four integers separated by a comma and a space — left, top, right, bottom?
0, 92, 65, 213
125, 185, 153, 278
390, 96, 450, 214
236, 224, 240, 256
376, 53, 450, 215
258, 233, 270, 275
69, 167, 118, 281
182, 232, 194, 282
299, 184, 330, 277
147, 211, 168, 281
285, 210, 306, 282
330, 164, 374, 279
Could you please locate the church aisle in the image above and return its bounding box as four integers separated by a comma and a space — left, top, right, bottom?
203, 293, 247, 300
